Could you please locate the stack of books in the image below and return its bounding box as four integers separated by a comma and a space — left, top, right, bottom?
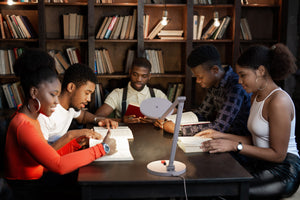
1, 82, 24, 109
66, 47, 81, 65
240, 18, 252, 40
96, 9, 137, 40
48, 50, 69, 74
63, 13, 85, 39
193, 15, 205, 40
166, 83, 184, 102
202, 16, 231, 40
0, 14, 37, 39
94, 48, 115, 74
194, 0, 212, 5
95, 0, 113, 3
144, 49, 164, 74
0, 48, 24, 75
157, 30, 184, 40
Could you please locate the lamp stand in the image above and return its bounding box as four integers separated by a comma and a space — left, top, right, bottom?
147, 96, 186, 176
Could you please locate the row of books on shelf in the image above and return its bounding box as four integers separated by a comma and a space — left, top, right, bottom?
94, 49, 114, 74
95, 0, 113, 3
241, 0, 249, 5
0, 48, 24, 75
193, 0, 212, 5
94, 83, 106, 109
193, 15, 231, 40
63, 13, 85, 39
0, 82, 24, 109
0, 13, 37, 39
48, 47, 81, 74
145, 49, 164, 74
96, 9, 136, 40
166, 82, 184, 103
2, 0, 38, 3
240, 18, 252, 40
45, 0, 67, 3
95, 48, 165, 75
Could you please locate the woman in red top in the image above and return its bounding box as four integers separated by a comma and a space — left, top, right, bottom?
4, 49, 116, 200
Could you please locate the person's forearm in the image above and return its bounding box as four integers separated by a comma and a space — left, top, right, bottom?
51, 133, 74, 150
221, 134, 252, 145
163, 121, 175, 134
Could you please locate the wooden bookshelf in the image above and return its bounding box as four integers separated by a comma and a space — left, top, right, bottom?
0, 0, 286, 111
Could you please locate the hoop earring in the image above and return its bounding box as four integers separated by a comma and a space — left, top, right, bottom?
256, 78, 267, 91
27, 98, 41, 113
34, 98, 41, 112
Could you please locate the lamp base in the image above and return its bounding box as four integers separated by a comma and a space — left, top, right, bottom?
147, 160, 186, 176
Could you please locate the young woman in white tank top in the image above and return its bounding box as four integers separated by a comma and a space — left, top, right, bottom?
195, 43, 300, 199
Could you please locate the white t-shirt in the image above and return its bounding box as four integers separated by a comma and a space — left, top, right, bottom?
38, 104, 81, 143
104, 82, 167, 118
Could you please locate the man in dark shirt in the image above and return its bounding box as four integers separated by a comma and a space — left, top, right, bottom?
157, 44, 251, 136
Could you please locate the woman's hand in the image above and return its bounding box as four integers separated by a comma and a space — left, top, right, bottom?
102, 130, 117, 155
194, 129, 225, 139
201, 139, 239, 154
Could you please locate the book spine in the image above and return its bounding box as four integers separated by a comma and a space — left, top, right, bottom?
104, 15, 118, 39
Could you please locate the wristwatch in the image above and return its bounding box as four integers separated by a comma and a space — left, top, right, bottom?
236, 142, 243, 153
102, 142, 110, 154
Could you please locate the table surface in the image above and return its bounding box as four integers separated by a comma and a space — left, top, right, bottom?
78, 123, 253, 199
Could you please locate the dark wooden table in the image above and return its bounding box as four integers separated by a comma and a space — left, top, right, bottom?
78, 123, 253, 200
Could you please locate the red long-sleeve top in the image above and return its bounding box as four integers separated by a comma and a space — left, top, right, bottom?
4, 112, 106, 180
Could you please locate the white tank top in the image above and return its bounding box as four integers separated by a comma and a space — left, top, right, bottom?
247, 88, 298, 156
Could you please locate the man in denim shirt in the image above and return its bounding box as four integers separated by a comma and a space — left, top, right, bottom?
158, 45, 251, 136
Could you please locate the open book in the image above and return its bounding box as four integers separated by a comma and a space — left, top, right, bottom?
177, 136, 212, 153
166, 111, 210, 126
124, 103, 144, 118
90, 126, 134, 161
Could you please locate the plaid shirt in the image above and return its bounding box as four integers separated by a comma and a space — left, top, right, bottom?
182, 66, 251, 136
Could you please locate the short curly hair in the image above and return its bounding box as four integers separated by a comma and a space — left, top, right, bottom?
187, 45, 221, 70
62, 63, 97, 91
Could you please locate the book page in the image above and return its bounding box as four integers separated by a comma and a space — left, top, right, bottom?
93, 126, 133, 140
166, 111, 200, 125
90, 138, 134, 161
177, 136, 212, 153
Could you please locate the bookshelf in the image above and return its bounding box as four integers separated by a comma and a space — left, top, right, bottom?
0, 0, 286, 111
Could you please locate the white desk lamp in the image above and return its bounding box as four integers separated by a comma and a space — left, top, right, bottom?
140, 96, 186, 176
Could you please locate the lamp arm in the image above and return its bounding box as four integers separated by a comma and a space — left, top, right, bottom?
158, 97, 182, 120
166, 96, 186, 172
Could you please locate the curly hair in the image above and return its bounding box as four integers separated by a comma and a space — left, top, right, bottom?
237, 43, 297, 80
61, 63, 97, 91
132, 57, 151, 71
13, 48, 58, 100
187, 44, 221, 70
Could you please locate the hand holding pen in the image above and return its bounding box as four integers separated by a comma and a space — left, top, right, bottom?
102, 129, 117, 155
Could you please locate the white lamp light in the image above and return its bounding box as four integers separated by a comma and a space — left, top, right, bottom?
140, 96, 186, 176
213, 11, 220, 27
161, 10, 168, 26
7, 0, 14, 5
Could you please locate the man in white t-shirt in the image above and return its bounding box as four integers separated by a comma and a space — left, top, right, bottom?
38, 63, 118, 150
95, 57, 167, 123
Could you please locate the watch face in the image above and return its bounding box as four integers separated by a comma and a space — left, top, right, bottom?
103, 143, 110, 154
237, 143, 243, 151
